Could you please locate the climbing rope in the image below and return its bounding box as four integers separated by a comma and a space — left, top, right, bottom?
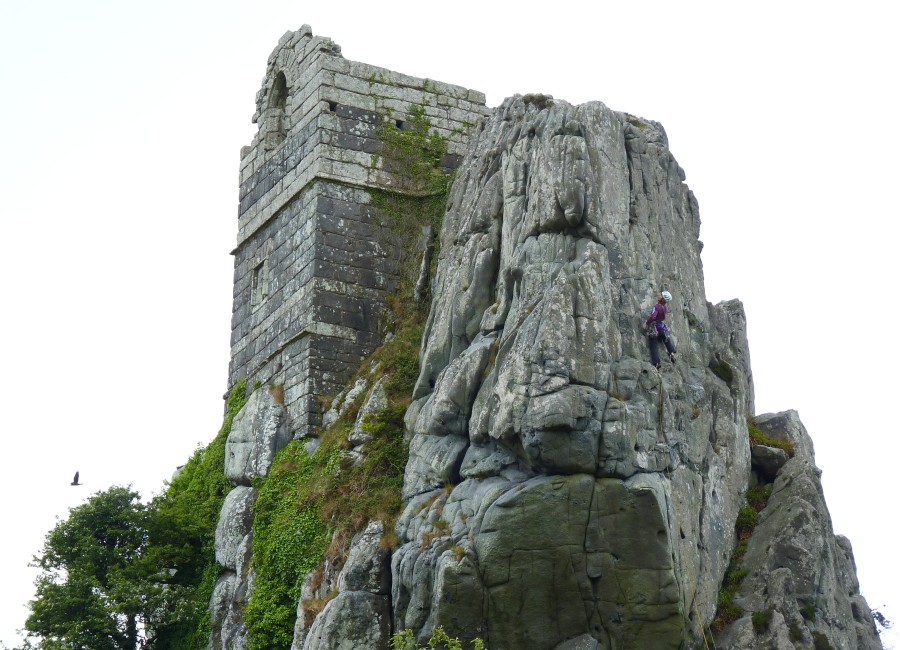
657, 368, 716, 650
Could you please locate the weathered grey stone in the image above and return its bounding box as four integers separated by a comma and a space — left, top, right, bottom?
227, 24, 489, 441
322, 377, 367, 430
214, 486, 256, 570
301, 591, 391, 650
214, 29, 882, 650
751, 444, 789, 482
337, 520, 390, 594
207, 569, 251, 650
718, 457, 882, 649
397, 95, 755, 648
225, 388, 290, 485
291, 555, 343, 650
754, 410, 816, 463
208, 571, 236, 630
347, 379, 388, 446
402, 433, 468, 499
554, 634, 599, 650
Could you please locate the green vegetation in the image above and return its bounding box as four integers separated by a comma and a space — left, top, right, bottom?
746, 483, 773, 512
244, 323, 421, 648
391, 626, 486, 650
147, 378, 249, 648
710, 470, 774, 635
21, 381, 250, 650
812, 631, 836, 650
708, 354, 734, 385
243, 100, 450, 648
713, 542, 748, 631
751, 607, 773, 633
25, 486, 152, 650
370, 103, 454, 292
801, 601, 817, 621
747, 417, 796, 457
21, 100, 452, 649
735, 505, 759, 535
243, 442, 330, 649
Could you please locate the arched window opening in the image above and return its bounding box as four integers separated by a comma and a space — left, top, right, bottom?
269, 71, 288, 110
264, 71, 289, 150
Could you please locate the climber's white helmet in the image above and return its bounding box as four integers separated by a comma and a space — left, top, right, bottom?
661, 291, 672, 302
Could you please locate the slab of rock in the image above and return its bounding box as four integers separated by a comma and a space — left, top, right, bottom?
225, 387, 291, 486
718, 457, 882, 649
338, 520, 390, 594
347, 379, 388, 446
301, 591, 391, 650
208, 570, 251, 650
395, 95, 755, 648
294, 522, 393, 650
751, 444, 789, 482
214, 486, 256, 571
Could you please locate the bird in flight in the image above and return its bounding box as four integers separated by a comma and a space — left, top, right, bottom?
71, 471, 81, 486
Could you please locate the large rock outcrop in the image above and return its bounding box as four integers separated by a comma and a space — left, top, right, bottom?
719, 411, 881, 650
208, 388, 290, 650
388, 95, 879, 649
211, 73, 882, 647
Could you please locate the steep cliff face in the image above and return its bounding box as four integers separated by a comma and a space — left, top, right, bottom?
718, 411, 882, 650
210, 92, 882, 650
387, 96, 881, 649
391, 95, 753, 649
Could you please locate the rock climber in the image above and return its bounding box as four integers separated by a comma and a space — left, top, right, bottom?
646, 291, 677, 370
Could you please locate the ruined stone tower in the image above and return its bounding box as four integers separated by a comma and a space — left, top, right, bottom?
227, 25, 489, 437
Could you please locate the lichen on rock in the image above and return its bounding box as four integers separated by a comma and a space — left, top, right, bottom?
389, 95, 759, 649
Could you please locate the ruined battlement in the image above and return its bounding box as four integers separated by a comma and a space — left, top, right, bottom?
227, 25, 489, 437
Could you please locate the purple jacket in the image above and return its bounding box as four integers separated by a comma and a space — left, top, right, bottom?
646, 303, 669, 333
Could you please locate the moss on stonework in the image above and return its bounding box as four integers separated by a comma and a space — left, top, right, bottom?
244, 319, 422, 648
708, 354, 735, 385
747, 417, 796, 457
710, 468, 775, 637
369, 102, 455, 292
151, 378, 250, 649
243, 100, 453, 649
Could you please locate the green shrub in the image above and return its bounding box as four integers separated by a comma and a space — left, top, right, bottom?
244, 442, 330, 649
709, 355, 734, 385
245, 324, 419, 648
391, 626, 486, 650
746, 484, 773, 512
145, 378, 250, 648
747, 417, 795, 457
751, 608, 773, 633
801, 602, 817, 621
812, 631, 835, 650
736, 506, 759, 535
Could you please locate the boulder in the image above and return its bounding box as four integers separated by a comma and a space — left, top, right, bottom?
214, 486, 256, 571
396, 95, 754, 648
718, 457, 882, 649
301, 591, 391, 650
225, 387, 291, 486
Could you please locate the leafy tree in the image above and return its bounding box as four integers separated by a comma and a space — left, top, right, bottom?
25, 486, 153, 650
23, 381, 249, 650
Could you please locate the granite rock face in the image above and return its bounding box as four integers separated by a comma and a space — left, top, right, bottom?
225, 387, 291, 485
720, 412, 882, 650
296, 521, 392, 650
214, 29, 883, 647
390, 96, 880, 649
208, 391, 289, 650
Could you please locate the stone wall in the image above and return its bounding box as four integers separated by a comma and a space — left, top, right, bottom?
228, 25, 490, 437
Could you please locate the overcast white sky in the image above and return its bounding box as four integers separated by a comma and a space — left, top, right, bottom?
1, 1, 897, 646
